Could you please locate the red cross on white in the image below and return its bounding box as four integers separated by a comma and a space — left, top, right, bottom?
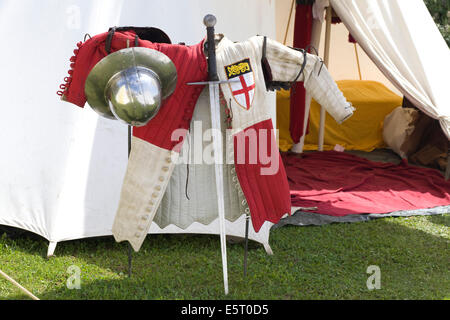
229, 73, 255, 110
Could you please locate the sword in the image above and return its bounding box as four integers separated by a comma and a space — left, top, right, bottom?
187, 14, 233, 295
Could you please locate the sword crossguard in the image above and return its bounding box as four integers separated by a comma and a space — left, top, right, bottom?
186, 78, 240, 86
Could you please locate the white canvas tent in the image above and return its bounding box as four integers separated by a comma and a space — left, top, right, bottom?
280, 0, 450, 153
0, 0, 278, 257
1, 0, 448, 261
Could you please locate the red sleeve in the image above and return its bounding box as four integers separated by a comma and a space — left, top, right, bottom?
58, 31, 156, 108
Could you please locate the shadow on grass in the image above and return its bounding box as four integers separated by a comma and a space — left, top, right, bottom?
427, 214, 450, 227
2, 216, 449, 300
0, 225, 42, 240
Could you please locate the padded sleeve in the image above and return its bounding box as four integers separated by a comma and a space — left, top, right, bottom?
263, 36, 355, 123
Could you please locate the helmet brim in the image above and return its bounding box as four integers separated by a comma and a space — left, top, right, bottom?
85, 47, 177, 119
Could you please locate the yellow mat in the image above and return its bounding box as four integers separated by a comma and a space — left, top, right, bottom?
277, 80, 402, 152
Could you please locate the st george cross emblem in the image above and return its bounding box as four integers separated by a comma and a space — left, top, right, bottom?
224, 58, 255, 110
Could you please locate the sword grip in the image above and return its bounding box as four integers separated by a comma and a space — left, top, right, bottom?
204, 14, 219, 81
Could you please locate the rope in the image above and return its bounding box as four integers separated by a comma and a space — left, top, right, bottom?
354, 43, 362, 80
0, 269, 40, 300
283, 0, 296, 45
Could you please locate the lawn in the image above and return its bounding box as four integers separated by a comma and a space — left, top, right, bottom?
0, 214, 449, 300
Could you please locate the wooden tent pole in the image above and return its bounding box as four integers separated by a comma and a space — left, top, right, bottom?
318, 5, 332, 151
283, 0, 296, 45
0, 269, 40, 300
291, 18, 323, 153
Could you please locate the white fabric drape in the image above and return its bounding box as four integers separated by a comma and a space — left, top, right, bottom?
330, 0, 450, 139
0, 0, 276, 245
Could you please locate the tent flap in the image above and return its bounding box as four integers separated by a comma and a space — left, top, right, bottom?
330, 0, 450, 139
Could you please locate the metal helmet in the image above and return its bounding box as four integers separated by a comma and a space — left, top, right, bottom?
85, 47, 177, 126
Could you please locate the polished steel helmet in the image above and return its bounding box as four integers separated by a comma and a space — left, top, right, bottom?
85, 47, 177, 126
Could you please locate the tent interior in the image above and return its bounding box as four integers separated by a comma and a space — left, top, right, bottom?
273, 0, 450, 226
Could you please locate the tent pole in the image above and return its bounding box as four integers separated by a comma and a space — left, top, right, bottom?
318, 5, 332, 151
291, 17, 324, 154
127, 125, 133, 277
47, 241, 57, 257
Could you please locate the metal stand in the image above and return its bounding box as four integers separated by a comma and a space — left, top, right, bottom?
127, 243, 133, 277
243, 215, 249, 276
127, 125, 133, 277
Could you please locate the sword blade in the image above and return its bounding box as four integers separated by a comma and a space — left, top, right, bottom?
208, 82, 228, 295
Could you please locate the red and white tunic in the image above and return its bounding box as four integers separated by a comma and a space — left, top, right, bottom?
61, 32, 352, 252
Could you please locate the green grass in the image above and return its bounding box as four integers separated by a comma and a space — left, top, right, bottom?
0, 214, 449, 300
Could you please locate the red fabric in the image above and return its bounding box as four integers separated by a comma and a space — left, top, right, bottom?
60, 31, 208, 151
284, 151, 450, 216
62, 32, 292, 230
331, 16, 342, 24
348, 33, 357, 44
61, 31, 143, 106
234, 119, 291, 231
329, 15, 356, 43
132, 43, 207, 150
289, 3, 314, 144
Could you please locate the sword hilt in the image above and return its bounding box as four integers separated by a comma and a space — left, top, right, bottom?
204, 14, 219, 82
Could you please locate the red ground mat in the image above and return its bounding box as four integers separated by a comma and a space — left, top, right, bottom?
283, 151, 450, 216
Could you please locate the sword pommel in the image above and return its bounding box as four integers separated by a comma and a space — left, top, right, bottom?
203, 14, 217, 28
203, 14, 219, 81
